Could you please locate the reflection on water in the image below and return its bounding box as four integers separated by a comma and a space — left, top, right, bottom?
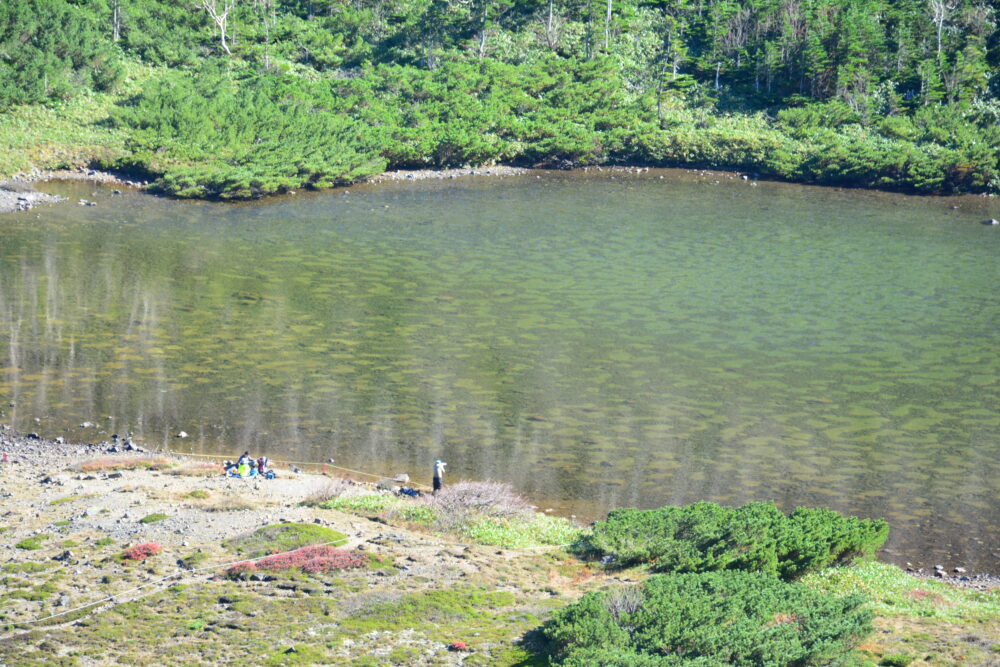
1, 172, 998, 572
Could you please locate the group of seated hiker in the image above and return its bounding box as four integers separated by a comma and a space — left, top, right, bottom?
224, 451, 275, 479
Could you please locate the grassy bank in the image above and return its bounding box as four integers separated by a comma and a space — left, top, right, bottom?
0, 61, 157, 179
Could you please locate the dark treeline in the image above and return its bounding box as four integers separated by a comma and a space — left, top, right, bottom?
2, 0, 999, 197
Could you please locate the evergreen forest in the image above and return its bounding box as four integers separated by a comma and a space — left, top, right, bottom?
1, 0, 999, 197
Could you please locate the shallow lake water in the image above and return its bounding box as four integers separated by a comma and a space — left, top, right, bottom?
1, 170, 998, 572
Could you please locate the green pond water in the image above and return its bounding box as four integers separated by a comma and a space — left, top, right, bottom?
1, 171, 998, 572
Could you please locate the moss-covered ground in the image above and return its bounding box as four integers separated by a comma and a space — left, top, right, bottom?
3, 547, 587, 665
4, 525, 997, 665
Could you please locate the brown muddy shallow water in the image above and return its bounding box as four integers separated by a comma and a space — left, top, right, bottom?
1, 169, 998, 572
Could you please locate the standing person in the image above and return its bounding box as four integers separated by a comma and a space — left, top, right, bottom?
432, 459, 446, 494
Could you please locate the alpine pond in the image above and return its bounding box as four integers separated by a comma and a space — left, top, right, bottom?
1, 170, 998, 573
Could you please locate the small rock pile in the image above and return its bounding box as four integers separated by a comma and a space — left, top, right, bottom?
0, 182, 66, 213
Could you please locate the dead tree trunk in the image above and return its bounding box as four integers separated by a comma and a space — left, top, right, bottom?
198, 0, 238, 55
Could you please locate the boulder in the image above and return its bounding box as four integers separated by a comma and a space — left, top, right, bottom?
41, 474, 71, 485
376, 478, 400, 492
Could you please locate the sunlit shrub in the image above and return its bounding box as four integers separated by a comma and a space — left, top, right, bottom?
543, 571, 872, 665
575, 501, 887, 580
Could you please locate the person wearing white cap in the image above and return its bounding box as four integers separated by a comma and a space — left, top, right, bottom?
432, 459, 447, 494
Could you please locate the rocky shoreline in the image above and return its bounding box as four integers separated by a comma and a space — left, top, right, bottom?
2, 427, 997, 590
0, 168, 148, 214
370, 166, 530, 182
0, 165, 534, 214
1, 426, 997, 665
0, 180, 66, 213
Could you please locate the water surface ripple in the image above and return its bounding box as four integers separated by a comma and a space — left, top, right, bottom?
1, 171, 998, 572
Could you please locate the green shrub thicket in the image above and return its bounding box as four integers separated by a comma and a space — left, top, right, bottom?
575, 501, 888, 580
111, 58, 1000, 199
0, 0, 123, 106
3, 0, 999, 195
543, 571, 873, 666
111, 66, 387, 198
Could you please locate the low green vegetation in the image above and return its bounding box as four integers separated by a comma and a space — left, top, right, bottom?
109, 59, 1000, 199
94, 537, 115, 547
322, 485, 583, 548
50, 494, 97, 506
319, 494, 402, 515
178, 551, 210, 570
15, 535, 50, 550
543, 571, 872, 665
1, 0, 998, 197
340, 588, 519, 637
138, 512, 169, 524
2, 561, 54, 574
3, 580, 58, 602
804, 560, 1000, 622
460, 514, 582, 549
223, 523, 348, 559
0, 579, 554, 664
574, 500, 888, 580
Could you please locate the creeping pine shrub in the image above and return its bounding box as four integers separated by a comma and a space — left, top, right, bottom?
224, 545, 364, 578
543, 571, 873, 666
122, 542, 163, 561
574, 501, 888, 580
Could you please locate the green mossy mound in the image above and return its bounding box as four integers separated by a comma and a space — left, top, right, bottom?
224, 523, 348, 559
